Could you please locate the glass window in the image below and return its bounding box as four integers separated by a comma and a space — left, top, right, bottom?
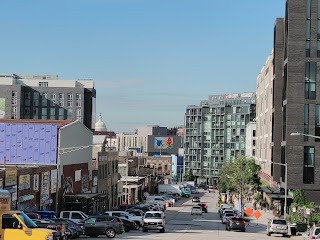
50, 93, 56, 106
306, 40, 310, 57
85, 217, 96, 223
307, 0, 311, 19
76, 94, 81, 107
316, 105, 320, 141
76, 109, 81, 121
67, 93, 73, 107
318, 41, 320, 57
59, 93, 64, 107
305, 62, 317, 99
24, 92, 30, 106
41, 108, 47, 118
59, 108, 65, 120
67, 109, 72, 120
41, 93, 48, 106
39, 82, 48, 87
304, 104, 309, 141
303, 146, 315, 184
11, 91, 17, 105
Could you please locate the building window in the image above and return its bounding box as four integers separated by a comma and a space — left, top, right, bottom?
11, 106, 17, 119
33, 92, 39, 106
23, 108, 30, 119
303, 146, 315, 184
76, 94, 81, 107
253, 130, 256, 137
59, 93, 64, 107
316, 105, 320, 141
318, 40, 320, 57
67, 109, 73, 120
24, 92, 30, 106
252, 140, 256, 146
41, 93, 48, 106
305, 62, 317, 100
39, 81, 48, 87
41, 108, 47, 119
11, 91, 17, 105
304, 104, 309, 141
282, 105, 287, 141
283, 64, 287, 101
59, 108, 65, 120
67, 93, 73, 107
50, 108, 56, 120
50, 93, 56, 106
33, 107, 39, 119
307, 0, 311, 19
76, 109, 81, 121
306, 40, 311, 57
252, 149, 255, 156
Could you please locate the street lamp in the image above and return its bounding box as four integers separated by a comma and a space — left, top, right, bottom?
290, 132, 320, 139
56, 144, 102, 212
259, 160, 288, 218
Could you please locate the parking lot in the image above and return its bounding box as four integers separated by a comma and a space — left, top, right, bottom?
76, 189, 305, 239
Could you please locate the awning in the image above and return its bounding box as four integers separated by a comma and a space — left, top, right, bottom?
269, 194, 293, 200
64, 193, 102, 199
260, 186, 280, 194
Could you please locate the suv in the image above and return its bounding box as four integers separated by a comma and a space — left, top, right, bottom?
226, 217, 246, 232
266, 218, 288, 237
142, 211, 165, 233
307, 226, 320, 239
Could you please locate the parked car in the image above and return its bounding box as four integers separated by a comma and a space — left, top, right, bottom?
226, 217, 246, 232
142, 211, 166, 233
103, 211, 143, 229
220, 209, 234, 218
192, 196, 201, 202
51, 218, 84, 237
60, 211, 89, 224
25, 213, 41, 220
266, 218, 289, 237
33, 210, 58, 219
208, 186, 216, 192
119, 217, 137, 232
191, 206, 202, 215
95, 214, 136, 232
307, 226, 320, 239
222, 213, 235, 224
83, 216, 124, 238
197, 203, 208, 213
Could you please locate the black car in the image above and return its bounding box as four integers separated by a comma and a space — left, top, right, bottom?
51, 218, 84, 238
225, 217, 246, 232
125, 209, 144, 217
197, 203, 208, 213
83, 216, 124, 238
119, 217, 137, 232
192, 196, 200, 202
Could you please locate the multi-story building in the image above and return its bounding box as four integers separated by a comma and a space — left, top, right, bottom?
0, 74, 96, 130
116, 125, 182, 156
184, 93, 256, 184
257, 0, 320, 204
245, 122, 256, 158
256, 51, 275, 184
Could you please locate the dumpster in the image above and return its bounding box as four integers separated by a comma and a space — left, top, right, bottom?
290, 225, 297, 236
296, 223, 308, 232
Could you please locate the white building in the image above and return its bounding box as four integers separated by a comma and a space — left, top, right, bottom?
245, 122, 256, 158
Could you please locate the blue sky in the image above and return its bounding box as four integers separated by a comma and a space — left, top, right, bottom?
0, 0, 285, 132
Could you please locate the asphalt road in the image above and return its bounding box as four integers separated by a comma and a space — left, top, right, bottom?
78, 189, 304, 240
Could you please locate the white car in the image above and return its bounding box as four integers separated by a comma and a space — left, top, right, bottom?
142, 211, 165, 233
191, 206, 202, 215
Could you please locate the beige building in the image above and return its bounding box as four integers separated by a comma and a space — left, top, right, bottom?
256, 51, 274, 185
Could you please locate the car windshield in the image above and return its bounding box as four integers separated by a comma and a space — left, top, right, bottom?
145, 213, 162, 219
192, 207, 201, 209
273, 219, 286, 225
17, 213, 38, 228
225, 213, 234, 217
315, 228, 320, 235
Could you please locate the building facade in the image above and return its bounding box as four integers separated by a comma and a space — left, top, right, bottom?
245, 122, 256, 159
184, 93, 256, 184
256, 51, 274, 183
0, 74, 96, 130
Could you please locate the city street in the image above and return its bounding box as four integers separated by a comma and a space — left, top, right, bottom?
78, 189, 304, 240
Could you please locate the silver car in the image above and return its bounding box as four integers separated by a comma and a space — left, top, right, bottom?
266, 218, 288, 237
222, 213, 235, 224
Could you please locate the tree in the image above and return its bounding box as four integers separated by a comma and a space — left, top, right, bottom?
218, 156, 261, 215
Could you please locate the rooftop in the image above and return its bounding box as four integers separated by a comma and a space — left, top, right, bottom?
0, 119, 73, 128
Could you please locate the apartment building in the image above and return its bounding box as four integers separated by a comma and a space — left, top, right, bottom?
184, 93, 256, 184
0, 74, 96, 130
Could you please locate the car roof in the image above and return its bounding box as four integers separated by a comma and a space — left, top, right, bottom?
145, 211, 163, 214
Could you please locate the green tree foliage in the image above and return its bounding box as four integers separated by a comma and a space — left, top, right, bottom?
292, 190, 305, 206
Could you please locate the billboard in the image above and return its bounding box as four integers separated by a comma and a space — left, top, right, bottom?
0, 124, 58, 165
5, 169, 17, 187
18, 175, 30, 190
154, 137, 173, 149
0, 98, 5, 119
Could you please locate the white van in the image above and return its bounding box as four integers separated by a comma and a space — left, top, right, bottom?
145, 196, 166, 208
60, 211, 89, 223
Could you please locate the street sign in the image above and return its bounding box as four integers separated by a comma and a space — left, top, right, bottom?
253, 210, 262, 220
244, 208, 253, 216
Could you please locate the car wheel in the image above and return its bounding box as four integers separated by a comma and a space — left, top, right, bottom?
142, 228, 148, 232
105, 228, 116, 238
160, 228, 165, 233
267, 231, 271, 236
134, 222, 141, 230
124, 226, 130, 232
191, 213, 193, 215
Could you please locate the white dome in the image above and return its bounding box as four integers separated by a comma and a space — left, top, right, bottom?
95, 114, 107, 131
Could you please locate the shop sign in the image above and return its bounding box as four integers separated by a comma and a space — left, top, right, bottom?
18, 175, 30, 190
